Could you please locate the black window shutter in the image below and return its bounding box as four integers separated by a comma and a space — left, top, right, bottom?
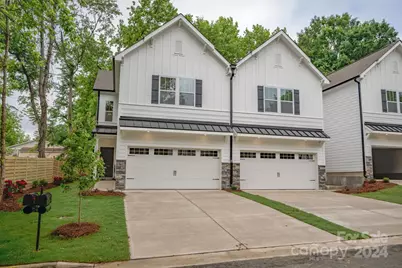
151, 75, 159, 104
196, 79, 202, 107
294, 89, 300, 115
381, 89, 387, 112
258, 86, 264, 112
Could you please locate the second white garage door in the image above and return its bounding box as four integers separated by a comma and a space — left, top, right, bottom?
240, 152, 317, 190
126, 148, 221, 189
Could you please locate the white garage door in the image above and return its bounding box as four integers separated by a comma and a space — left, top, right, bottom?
126, 148, 221, 189
240, 152, 317, 190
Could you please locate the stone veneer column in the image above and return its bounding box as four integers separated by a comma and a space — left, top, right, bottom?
221, 163, 240, 189
365, 156, 374, 179
115, 160, 126, 190
318, 165, 327, 190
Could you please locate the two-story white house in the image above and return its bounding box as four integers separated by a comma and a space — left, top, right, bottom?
93, 14, 330, 190
323, 41, 402, 186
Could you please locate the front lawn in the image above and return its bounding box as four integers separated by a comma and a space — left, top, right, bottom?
354, 185, 402, 205
0, 185, 130, 266
232, 191, 370, 240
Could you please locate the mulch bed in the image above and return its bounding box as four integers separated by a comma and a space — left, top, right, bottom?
81, 189, 125, 197
336, 181, 398, 194
51, 222, 100, 238
0, 183, 59, 212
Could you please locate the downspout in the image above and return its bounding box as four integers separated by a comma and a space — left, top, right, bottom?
112, 56, 116, 92
229, 64, 236, 187
354, 78, 367, 178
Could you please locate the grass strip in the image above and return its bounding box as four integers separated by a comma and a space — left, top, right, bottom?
354, 185, 402, 205
232, 191, 370, 240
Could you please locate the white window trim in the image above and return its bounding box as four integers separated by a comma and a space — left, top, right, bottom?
159, 76, 196, 107
386, 90, 398, 113
263, 86, 296, 115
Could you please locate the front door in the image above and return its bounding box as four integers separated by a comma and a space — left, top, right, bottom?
100, 147, 114, 178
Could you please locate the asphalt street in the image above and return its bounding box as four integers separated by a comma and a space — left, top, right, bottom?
183, 245, 402, 268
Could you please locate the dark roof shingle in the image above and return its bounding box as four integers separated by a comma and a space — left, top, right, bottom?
93, 70, 114, 91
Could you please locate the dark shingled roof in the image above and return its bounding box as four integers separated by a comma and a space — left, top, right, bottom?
324, 42, 400, 90
365, 122, 402, 133
92, 125, 117, 135
232, 124, 329, 139
93, 70, 114, 91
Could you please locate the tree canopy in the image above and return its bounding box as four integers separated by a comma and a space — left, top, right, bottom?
297, 13, 399, 75
0, 106, 29, 147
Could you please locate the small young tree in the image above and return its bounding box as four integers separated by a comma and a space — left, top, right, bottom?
61, 128, 104, 223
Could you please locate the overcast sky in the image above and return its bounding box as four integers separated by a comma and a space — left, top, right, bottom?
15, 0, 402, 138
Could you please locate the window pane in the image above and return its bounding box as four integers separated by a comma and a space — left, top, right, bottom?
281, 102, 293, 114
399, 92, 402, 103
160, 77, 176, 91
387, 91, 396, 101
105, 112, 113, 122
265, 100, 277, 112
160, 91, 175, 104
280, 89, 293, 101
264, 87, 277, 100
106, 101, 113, 111
180, 93, 194, 106
179, 78, 194, 93
388, 102, 397, 113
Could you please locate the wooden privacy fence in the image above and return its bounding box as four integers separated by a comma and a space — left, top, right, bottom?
1, 157, 63, 183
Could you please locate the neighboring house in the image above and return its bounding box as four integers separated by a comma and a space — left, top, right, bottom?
93, 14, 330, 190
7, 141, 64, 158
323, 40, 402, 185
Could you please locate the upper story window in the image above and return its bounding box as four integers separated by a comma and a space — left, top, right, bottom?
160, 77, 176, 105
105, 101, 113, 121
280, 89, 294, 114
262, 87, 297, 114
264, 87, 278, 112
386, 90, 397, 113
179, 78, 195, 106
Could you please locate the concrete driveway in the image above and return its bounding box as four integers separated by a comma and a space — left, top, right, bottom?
124, 190, 336, 259
249, 190, 402, 237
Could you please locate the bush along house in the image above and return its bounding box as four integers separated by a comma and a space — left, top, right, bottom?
323, 40, 402, 187
92, 14, 331, 190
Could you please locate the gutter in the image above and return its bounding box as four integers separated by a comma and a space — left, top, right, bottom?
354, 78, 367, 178
229, 64, 236, 187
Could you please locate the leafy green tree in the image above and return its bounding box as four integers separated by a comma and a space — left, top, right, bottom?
242, 24, 271, 53
0, 106, 29, 147
115, 0, 178, 50
297, 13, 399, 74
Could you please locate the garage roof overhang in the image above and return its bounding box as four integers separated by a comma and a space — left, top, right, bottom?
92, 125, 117, 135
365, 122, 402, 136
119, 117, 232, 136
232, 124, 330, 141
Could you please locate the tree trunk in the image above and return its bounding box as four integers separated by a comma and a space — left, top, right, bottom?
68, 78, 73, 133
0, 0, 10, 202
78, 192, 82, 224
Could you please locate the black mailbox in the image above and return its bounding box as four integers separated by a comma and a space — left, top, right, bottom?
23, 193, 38, 206
38, 193, 52, 207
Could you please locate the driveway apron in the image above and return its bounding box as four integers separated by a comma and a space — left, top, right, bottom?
249, 190, 402, 237
124, 190, 336, 259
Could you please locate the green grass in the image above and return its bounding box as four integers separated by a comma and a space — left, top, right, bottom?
0, 185, 130, 266
354, 185, 402, 205
232, 191, 370, 240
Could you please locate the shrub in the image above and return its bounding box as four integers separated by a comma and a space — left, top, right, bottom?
64, 177, 74, 183
32, 180, 39, 188
39, 179, 48, 187
3, 180, 16, 199
369, 178, 377, 184
15, 180, 27, 193
53, 176, 64, 185
383, 177, 390, 183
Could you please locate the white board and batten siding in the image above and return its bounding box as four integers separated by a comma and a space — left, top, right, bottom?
233, 40, 324, 129
118, 23, 230, 123
323, 81, 363, 173
361, 49, 402, 125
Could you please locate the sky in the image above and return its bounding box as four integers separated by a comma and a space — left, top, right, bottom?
14, 0, 402, 138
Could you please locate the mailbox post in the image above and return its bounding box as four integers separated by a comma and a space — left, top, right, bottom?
22, 186, 52, 251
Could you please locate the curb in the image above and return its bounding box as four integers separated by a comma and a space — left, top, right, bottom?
5, 236, 402, 268
4, 262, 94, 268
